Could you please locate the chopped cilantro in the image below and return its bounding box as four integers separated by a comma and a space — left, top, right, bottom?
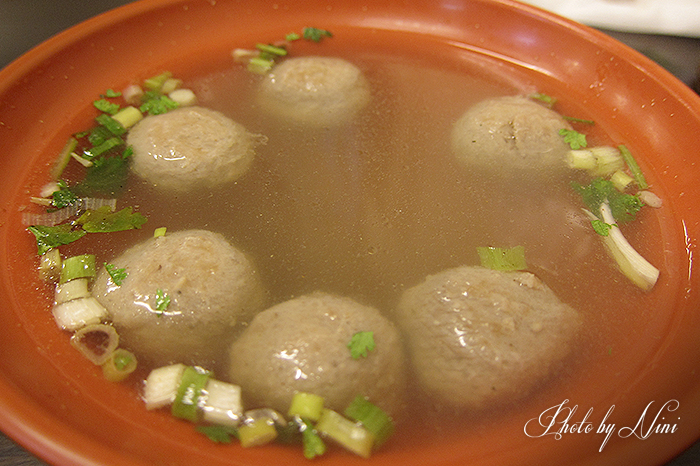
196, 425, 238, 443
302, 27, 333, 42
155, 289, 171, 312
73, 155, 130, 197
347, 331, 375, 359
105, 263, 128, 286
27, 224, 86, 255
572, 177, 643, 224
591, 219, 613, 236
93, 98, 120, 115
140, 94, 179, 115
51, 181, 79, 209
104, 89, 121, 98
559, 128, 588, 150
77, 206, 147, 233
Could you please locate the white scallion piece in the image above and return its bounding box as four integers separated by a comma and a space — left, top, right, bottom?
315, 408, 375, 458
40, 181, 60, 198
586, 201, 660, 291
70, 323, 120, 365
201, 379, 244, 427
111, 106, 143, 129
38, 248, 62, 282
143, 363, 186, 410
590, 145, 624, 176
566, 149, 596, 171
52, 296, 108, 331
168, 89, 197, 107
639, 190, 663, 208
55, 277, 91, 304
122, 84, 144, 105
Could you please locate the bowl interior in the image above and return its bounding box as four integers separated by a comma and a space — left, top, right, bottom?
1, 0, 700, 465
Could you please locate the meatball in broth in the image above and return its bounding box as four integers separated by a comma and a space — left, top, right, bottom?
394, 266, 580, 411
451, 95, 572, 174
257, 56, 371, 127
227, 292, 407, 418
127, 106, 263, 191
92, 229, 268, 371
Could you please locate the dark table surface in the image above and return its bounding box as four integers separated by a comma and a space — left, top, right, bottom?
1, 0, 700, 465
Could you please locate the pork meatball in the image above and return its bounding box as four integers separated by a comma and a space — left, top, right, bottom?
92, 229, 268, 371
451, 95, 572, 173
227, 292, 407, 417
394, 266, 580, 411
257, 56, 371, 127
127, 106, 263, 191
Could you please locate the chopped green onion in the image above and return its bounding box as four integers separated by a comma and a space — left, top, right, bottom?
55, 277, 90, 304
38, 248, 62, 282
562, 115, 596, 125
52, 296, 108, 331
69, 323, 119, 365
60, 254, 96, 284
255, 43, 288, 56
300, 418, 326, 459
167, 89, 197, 107
619, 144, 648, 189
202, 379, 244, 427
344, 395, 394, 448
247, 57, 275, 75
590, 146, 624, 177
285, 32, 301, 41
160, 78, 182, 94
238, 418, 278, 447
153, 227, 167, 238
83, 136, 124, 160
144, 363, 187, 410
566, 149, 596, 171
477, 245, 527, 271
104, 89, 121, 98
610, 170, 635, 192
111, 106, 143, 129
171, 366, 211, 422
196, 425, 238, 443
528, 92, 557, 108
140, 95, 179, 115
288, 392, 325, 422
102, 348, 137, 382
51, 137, 78, 179
95, 113, 127, 136
315, 409, 374, 458
143, 71, 173, 91
347, 331, 375, 359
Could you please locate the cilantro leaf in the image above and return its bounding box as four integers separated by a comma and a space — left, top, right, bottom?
155, 289, 171, 312
27, 224, 86, 255
347, 331, 375, 359
104, 89, 121, 98
93, 98, 120, 115
73, 155, 130, 197
140, 94, 179, 115
77, 206, 147, 233
105, 263, 128, 286
302, 27, 333, 42
572, 178, 643, 224
51, 182, 79, 209
301, 419, 326, 459
591, 219, 613, 236
559, 128, 588, 150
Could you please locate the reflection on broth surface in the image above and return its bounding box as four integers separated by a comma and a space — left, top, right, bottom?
24, 46, 668, 452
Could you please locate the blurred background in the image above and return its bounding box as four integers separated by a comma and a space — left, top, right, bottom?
1, 0, 699, 464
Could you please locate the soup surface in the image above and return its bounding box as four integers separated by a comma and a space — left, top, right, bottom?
20, 41, 671, 452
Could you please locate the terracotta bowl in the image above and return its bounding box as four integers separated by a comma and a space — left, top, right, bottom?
1, 0, 700, 465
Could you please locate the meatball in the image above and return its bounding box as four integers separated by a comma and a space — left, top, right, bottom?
256, 56, 371, 127
394, 266, 580, 411
451, 95, 572, 173
227, 292, 407, 417
127, 106, 263, 191
92, 229, 268, 371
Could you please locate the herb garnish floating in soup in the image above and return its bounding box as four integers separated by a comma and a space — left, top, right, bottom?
22, 26, 663, 459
